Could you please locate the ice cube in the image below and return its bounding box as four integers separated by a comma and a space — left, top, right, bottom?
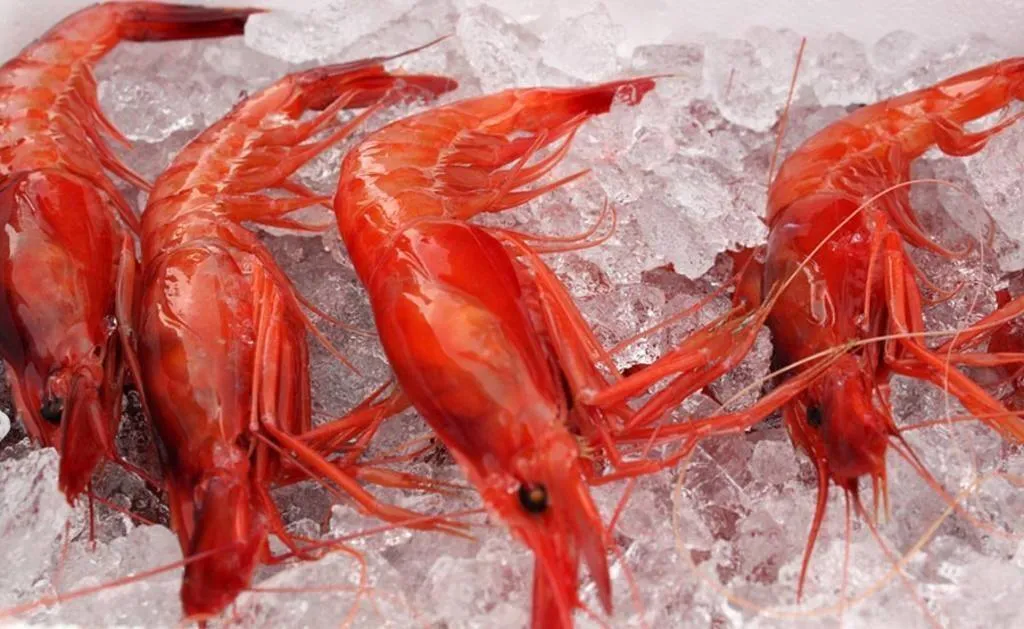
636, 156, 767, 279
421, 536, 532, 624
96, 40, 248, 143
630, 43, 704, 106
870, 30, 924, 92
539, 3, 624, 81
806, 33, 878, 107
98, 75, 198, 143
603, 0, 677, 57
703, 27, 806, 132
0, 449, 75, 609
748, 439, 800, 487
232, 547, 418, 628
708, 325, 773, 409
335, 0, 462, 78
477, 0, 551, 23
43, 525, 182, 627
456, 5, 543, 92
892, 33, 1011, 93
244, 1, 421, 64
578, 282, 668, 370
955, 123, 1024, 273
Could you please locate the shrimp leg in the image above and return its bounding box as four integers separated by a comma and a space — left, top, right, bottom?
114, 234, 148, 415
879, 232, 1024, 441
246, 266, 461, 534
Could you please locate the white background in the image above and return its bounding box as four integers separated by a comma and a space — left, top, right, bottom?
3, 0, 1023, 60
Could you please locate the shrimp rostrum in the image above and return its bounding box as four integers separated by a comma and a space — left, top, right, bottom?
335, 78, 658, 627
0, 1, 260, 501
137, 49, 458, 619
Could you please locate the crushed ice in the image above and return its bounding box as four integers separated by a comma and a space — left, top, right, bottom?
2, 1, 1023, 628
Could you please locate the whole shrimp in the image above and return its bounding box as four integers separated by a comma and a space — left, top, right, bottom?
334, 78, 657, 628
617, 59, 1024, 600
137, 50, 459, 618
0, 2, 260, 501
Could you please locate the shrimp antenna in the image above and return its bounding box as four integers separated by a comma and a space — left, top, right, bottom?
0, 546, 230, 619
493, 193, 620, 254
378, 33, 453, 66
887, 431, 1019, 541
665, 432, 974, 622
253, 533, 410, 629
849, 494, 945, 629
607, 259, 749, 358
768, 37, 807, 189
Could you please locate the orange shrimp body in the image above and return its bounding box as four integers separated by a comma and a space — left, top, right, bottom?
335, 79, 656, 628
138, 57, 457, 618
0, 2, 258, 501
732, 58, 1024, 593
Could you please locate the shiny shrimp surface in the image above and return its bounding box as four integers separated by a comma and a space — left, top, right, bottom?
335, 78, 657, 628
0, 2, 258, 501
138, 53, 457, 619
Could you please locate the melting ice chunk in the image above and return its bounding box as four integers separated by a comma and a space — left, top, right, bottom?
456, 5, 543, 91
0, 449, 74, 609
703, 27, 805, 132
954, 123, 1024, 272
630, 43, 704, 106
245, 1, 421, 63
806, 33, 878, 106
635, 157, 767, 279
539, 3, 624, 80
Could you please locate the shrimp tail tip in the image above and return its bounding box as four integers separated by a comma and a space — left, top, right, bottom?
395, 74, 459, 99
586, 76, 659, 108
117, 2, 265, 43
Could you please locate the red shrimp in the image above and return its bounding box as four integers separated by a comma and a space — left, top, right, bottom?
579, 61, 1024, 612
627, 59, 1024, 601
0, 2, 260, 501
137, 51, 459, 619
334, 79, 657, 628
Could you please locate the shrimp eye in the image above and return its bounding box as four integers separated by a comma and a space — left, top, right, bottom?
518, 483, 548, 514
40, 396, 64, 424
806, 405, 823, 428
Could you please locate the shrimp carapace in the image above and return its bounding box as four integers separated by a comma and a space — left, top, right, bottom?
0, 2, 260, 502
138, 49, 459, 619
335, 77, 657, 628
